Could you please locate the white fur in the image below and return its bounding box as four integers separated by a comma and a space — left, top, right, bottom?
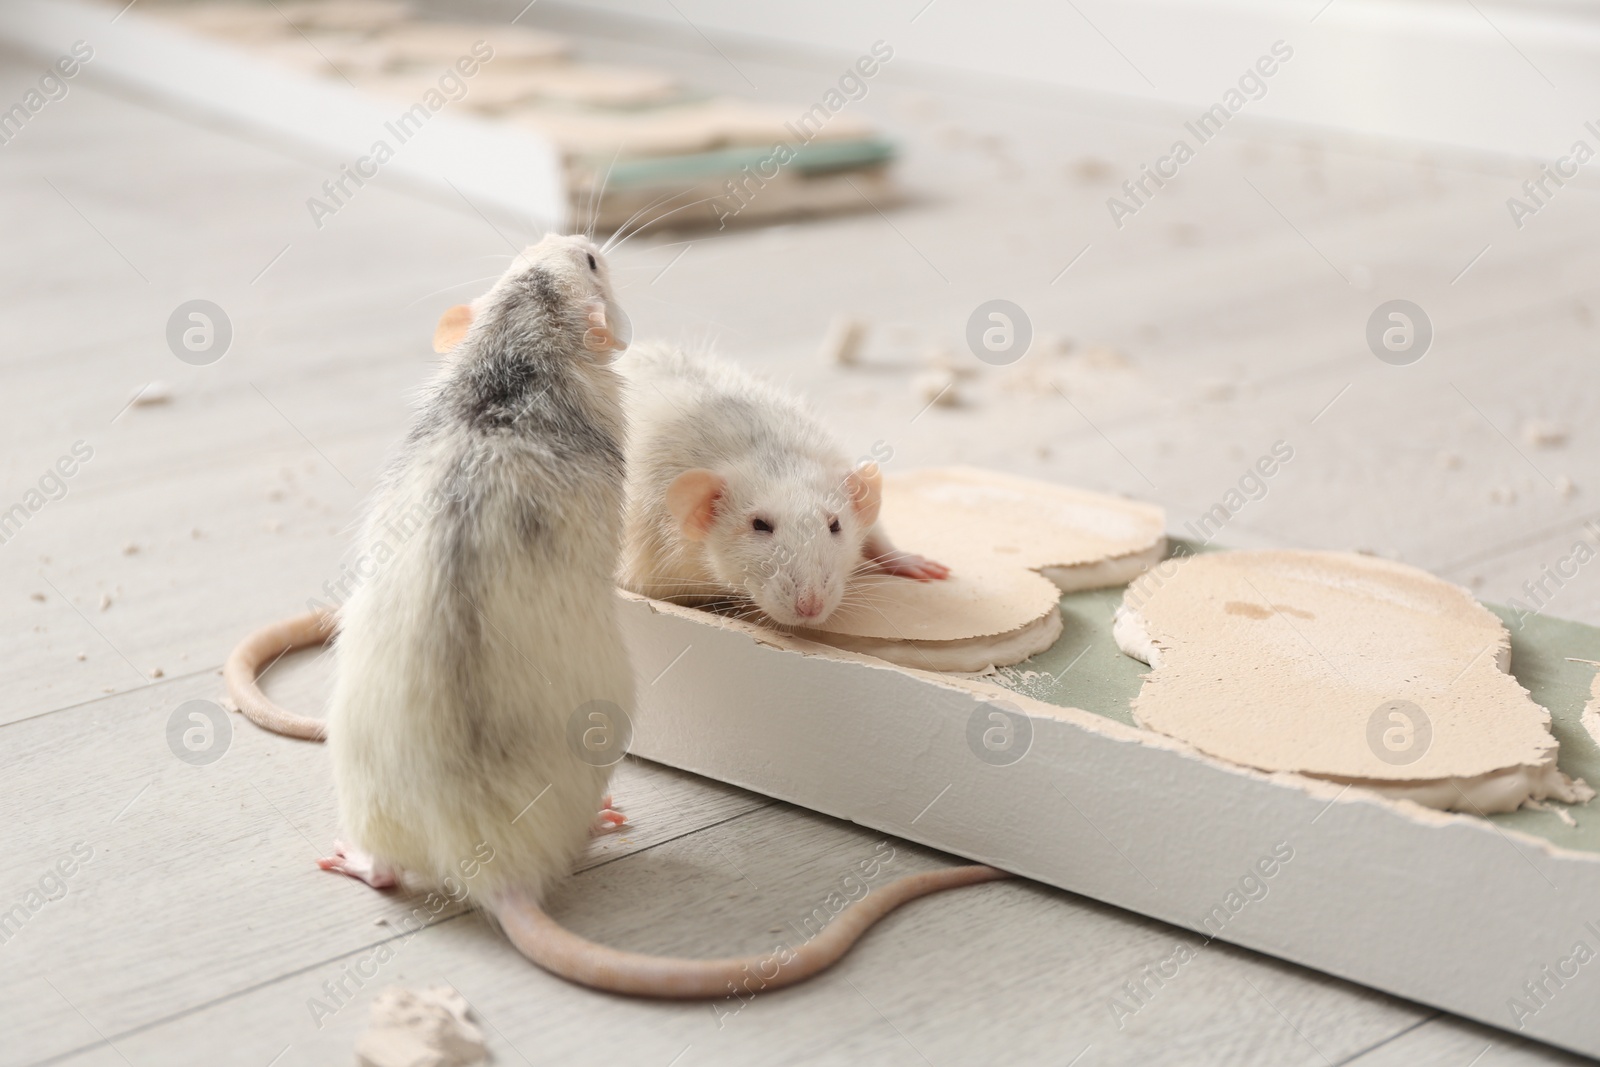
616, 344, 873, 627
326, 235, 632, 904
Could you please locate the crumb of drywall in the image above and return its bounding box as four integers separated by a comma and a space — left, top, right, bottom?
1556, 475, 1578, 498
1079, 344, 1128, 370
30, 592, 45, 602
150, 667, 164, 679
913, 370, 960, 408
76, 652, 86, 661
99, 592, 113, 612
1524, 420, 1568, 448
355, 986, 488, 1067
129, 381, 173, 407
122, 543, 139, 556
820, 316, 867, 367
1072, 158, 1113, 183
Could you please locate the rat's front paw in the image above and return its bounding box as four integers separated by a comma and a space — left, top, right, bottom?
875, 550, 951, 581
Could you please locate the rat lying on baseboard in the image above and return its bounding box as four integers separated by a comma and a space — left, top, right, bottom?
615, 342, 948, 627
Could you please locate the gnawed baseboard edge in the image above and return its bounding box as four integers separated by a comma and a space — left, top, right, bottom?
0, 0, 565, 228
620, 589, 1600, 1058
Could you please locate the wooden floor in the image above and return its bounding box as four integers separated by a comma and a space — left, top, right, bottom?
3, 6, 1599, 1065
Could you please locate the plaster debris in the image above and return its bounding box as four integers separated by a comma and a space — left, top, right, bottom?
1556, 474, 1578, 498
355, 986, 488, 1067
1073, 158, 1114, 183
150, 667, 165, 679
371, 21, 569, 67
913, 370, 961, 408
276, 0, 412, 32
799, 467, 1165, 670
129, 381, 173, 407
99, 593, 112, 612
1523, 419, 1568, 448
29, 592, 45, 602
1115, 550, 1592, 813
819, 316, 868, 367
76, 652, 86, 661
149, 1, 295, 40
122, 543, 139, 555
1079, 344, 1128, 370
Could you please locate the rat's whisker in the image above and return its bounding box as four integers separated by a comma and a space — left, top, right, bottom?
602, 188, 690, 254
606, 194, 725, 256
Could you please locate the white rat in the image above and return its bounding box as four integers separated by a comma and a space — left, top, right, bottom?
615, 343, 948, 627
317, 233, 635, 901
225, 237, 1003, 999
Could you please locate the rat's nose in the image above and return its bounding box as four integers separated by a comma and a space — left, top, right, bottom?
795, 592, 825, 619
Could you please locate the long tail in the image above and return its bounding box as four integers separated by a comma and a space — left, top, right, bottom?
223, 610, 336, 741
495, 864, 1009, 998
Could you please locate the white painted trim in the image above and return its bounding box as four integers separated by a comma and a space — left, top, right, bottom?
0, 0, 566, 230
622, 592, 1600, 1058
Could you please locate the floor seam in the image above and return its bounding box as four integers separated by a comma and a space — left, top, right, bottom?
25, 799, 775, 1066
1327, 1012, 1442, 1067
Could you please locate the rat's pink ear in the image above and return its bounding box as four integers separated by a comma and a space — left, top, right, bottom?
845, 462, 883, 527
666, 469, 726, 541
433, 304, 473, 353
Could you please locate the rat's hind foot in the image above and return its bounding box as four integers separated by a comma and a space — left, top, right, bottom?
318, 840, 398, 888
875, 550, 951, 581
591, 799, 627, 837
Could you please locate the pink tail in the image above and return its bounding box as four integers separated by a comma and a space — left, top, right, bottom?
223, 610, 335, 741
496, 864, 1009, 998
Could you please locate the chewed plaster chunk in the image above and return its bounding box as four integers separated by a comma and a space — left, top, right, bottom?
799, 605, 1064, 674
803, 467, 1166, 669
355, 986, 489, 1067
1116, 550, 1589, 814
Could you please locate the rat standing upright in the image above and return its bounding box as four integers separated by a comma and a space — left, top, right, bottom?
320, 234, 635, 900
225, 237, 1004, 998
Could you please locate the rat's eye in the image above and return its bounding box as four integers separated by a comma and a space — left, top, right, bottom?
828, 517, 842, 535
752, 518, 774, 533
586, 252, 598, 271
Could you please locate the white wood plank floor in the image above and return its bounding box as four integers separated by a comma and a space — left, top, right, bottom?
2, 6, 1597, 1064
